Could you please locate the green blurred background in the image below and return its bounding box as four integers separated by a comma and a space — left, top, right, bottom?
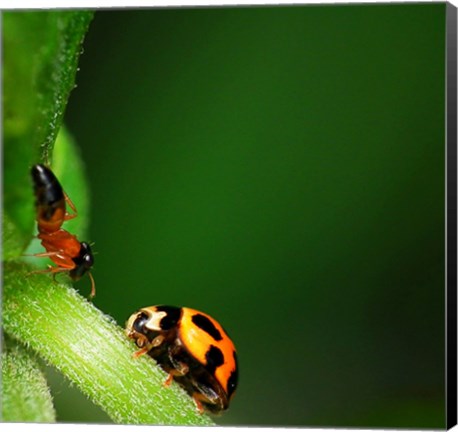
55, 3, 446, 427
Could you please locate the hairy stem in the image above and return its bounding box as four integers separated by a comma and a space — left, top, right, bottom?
2, 261, 214, 426
2, 336, 56, 422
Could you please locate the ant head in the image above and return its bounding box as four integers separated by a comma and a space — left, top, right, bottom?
79, 242, 94, 268
70, 242, 94, 280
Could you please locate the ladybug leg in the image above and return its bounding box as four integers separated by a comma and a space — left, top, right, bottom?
192, 394, 205, 414
164, 345, 189, 387
163, 363, 189, 387
191, 392, 215, 415
132, 334, 165, 358
191, 381, 225, 414
133, 346, 151, 358
164, 373, 173, 387
168, 345, 190, 375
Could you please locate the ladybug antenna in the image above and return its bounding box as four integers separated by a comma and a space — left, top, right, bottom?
88, 271, 96, 299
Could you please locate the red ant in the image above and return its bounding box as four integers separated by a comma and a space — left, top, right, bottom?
30, 164, 96, 298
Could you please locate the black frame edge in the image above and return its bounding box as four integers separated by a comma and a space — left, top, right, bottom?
446, 2, 458, 430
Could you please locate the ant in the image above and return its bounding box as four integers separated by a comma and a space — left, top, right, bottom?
30, 163, 96, 298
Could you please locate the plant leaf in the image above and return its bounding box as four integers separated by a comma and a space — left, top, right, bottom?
3, 11, 94, 258
52, 126, 91, 239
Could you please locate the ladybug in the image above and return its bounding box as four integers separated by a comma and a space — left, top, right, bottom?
125, 305, 238, 414
30, 164, 96, 297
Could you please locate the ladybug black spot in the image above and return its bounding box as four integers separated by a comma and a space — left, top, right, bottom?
205, 345, 224, 374
156, 305, 182, 330
192, 313, 222, 341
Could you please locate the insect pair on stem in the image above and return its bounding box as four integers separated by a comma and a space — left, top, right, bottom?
28, 164, 239, 415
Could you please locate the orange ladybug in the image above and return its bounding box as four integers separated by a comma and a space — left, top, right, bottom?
126, 305, 238, 414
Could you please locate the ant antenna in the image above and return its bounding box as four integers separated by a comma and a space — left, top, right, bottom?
88, 271, 96, 299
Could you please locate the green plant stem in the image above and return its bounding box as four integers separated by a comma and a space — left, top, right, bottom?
2, 336, 56, 422
2, 261, 214, 426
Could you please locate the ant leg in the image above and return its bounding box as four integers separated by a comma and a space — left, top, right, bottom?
30, 251, 63, 258
64, 213, 77, 221
28, 265, 71, 281
28, 251, 74, 276
31, 266, 70, 275
63, 192, 78, 220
